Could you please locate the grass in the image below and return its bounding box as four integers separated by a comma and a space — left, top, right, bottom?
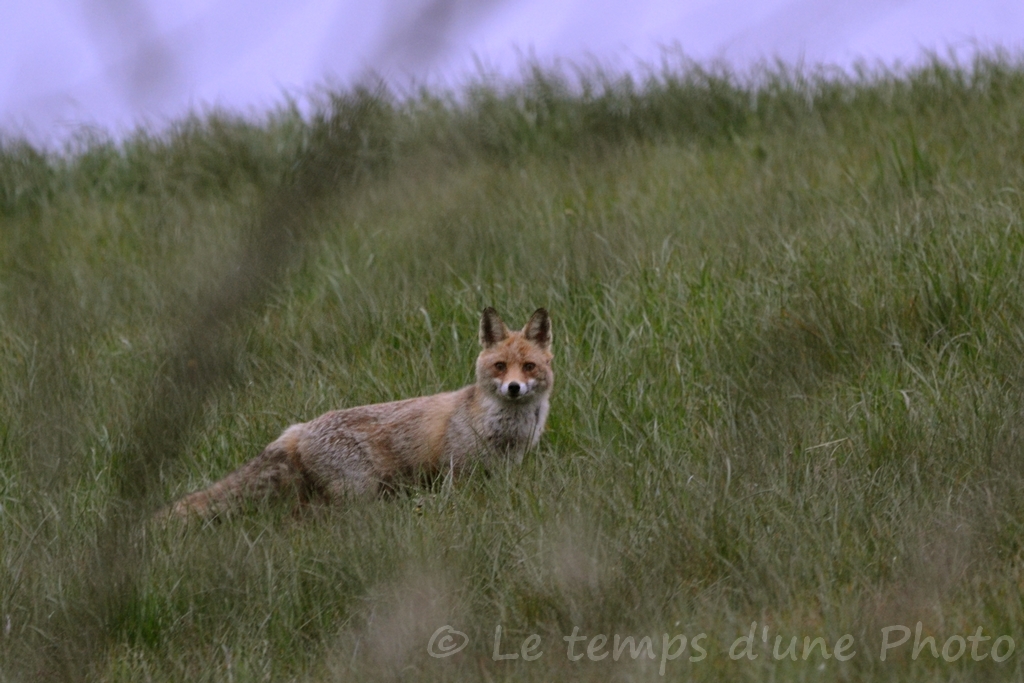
2, 53, 1024, 681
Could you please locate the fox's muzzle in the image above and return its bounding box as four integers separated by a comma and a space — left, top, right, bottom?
500, 380, 530, 398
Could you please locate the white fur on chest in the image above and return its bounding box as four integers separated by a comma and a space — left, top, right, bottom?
481, 395, 549, 463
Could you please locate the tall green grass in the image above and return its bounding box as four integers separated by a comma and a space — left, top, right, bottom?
3, 53, 1024, 681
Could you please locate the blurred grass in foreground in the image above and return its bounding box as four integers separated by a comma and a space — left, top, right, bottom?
2, 53, 1024, 681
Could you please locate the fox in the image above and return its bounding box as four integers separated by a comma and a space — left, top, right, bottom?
166, 307, 553, 519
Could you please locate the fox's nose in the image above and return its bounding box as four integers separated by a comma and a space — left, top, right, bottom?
507, 382, 521, 397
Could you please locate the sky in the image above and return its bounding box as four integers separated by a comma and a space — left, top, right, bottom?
3, 0, 1024, 146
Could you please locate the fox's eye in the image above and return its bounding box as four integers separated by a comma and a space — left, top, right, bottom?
494, 362, 506, 372
523, 362, 536, 372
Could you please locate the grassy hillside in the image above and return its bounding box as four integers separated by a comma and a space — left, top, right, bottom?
2, 54, 1024, 681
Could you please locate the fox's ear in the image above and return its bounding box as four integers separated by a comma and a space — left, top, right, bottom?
522, 308, 551, 349
479, 307, 510, 347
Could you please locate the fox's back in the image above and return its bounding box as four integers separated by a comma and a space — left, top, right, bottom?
295, 388, 469, 484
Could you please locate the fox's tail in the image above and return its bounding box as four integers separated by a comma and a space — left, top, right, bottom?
164, 429, 306, 520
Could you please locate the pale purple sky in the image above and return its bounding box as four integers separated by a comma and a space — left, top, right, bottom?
3, 0, 1024, 146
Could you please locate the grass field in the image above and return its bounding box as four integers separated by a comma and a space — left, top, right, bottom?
2, 54, 1024, 681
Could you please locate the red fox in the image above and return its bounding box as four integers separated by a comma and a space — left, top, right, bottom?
167, 307, 553, 519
